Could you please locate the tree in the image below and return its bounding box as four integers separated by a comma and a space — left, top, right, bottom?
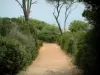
69, 20, 89, 32
15, 0, 38, 48
15, 0, 37, 21
46, 0, 77, 34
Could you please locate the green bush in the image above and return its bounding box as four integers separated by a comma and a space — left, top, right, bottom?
75, 31, 99, 75
69, 20, 89, 32
38, 25, 60, 43
57, 32, 73, 53
0, 17, 41, 75
0, 36, 39, 75
57, 31, 86, 55
57, 20, 99, 75
0, 36, 25, 75
0, 18, 13, 36
0, 17, 60, 75
57, 20, 88, 55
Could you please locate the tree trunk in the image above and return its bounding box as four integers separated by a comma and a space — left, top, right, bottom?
53, 13, 62, 34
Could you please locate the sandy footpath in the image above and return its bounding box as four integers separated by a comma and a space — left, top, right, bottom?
19, 43, 81, 75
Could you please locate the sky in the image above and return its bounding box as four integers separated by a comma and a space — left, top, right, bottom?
0, 0, 85, 28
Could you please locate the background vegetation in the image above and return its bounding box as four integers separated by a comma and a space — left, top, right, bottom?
0, 0, 99, 75
57, 0, 99, 75
0, 17, 59, 75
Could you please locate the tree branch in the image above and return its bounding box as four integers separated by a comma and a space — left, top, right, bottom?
58, 3, 64, 15
53, 6, 62, 34
29, 0, 37, 13
31, 1, 37, 4
56, 0, 60, 19
53, 13, 62, 34
15, 0, 23, 8
63, 2, 76, 31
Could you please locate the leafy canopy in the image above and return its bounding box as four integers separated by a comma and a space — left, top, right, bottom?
69, 20, 89, 32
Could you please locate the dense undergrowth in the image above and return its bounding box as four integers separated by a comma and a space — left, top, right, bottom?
0, 17, 99, 75
0, 17, 59, 75
57, 18, 99, 75
57, 20, 92, 75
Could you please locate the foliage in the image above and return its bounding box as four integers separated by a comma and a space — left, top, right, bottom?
0, 18, 13, 36
69, 20, 89, 32
0, 17, 59, 75
75, 31, 99, 75
0, 35, 40, 75
57, 20, 88, 56
0, 17, 40, 75
0, 36, 25, 75
29, 19, 60, 42
58, 31, 86, 55
38, 25, 60, 42
75, 0, 100, 75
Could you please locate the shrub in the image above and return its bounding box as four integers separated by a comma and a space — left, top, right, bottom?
0, 36, 25, 75
0, 35, 40, 75
75, 31, 99, 75
0, 17, 60, 75
57, 32, 79, 54
0, 18, 13, 36
38, 25, 60, 43
0, 17, 40, 75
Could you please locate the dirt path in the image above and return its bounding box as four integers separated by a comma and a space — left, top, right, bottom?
22, 43, 81, 75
